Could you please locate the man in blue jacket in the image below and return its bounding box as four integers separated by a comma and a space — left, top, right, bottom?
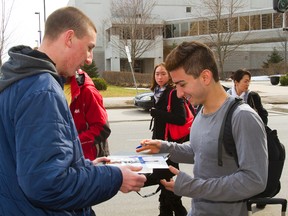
0, 6, 146, 215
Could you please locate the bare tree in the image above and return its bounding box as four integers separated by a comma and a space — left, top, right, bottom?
0, 0, 14, 67
190, 0, 249, 79
108, 0, 163, 72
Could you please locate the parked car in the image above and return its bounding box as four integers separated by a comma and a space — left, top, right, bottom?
134, 85, 229, 112
134, 92, 154, 111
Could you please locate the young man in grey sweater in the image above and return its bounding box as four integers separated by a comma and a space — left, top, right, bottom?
137, 41, 267, 216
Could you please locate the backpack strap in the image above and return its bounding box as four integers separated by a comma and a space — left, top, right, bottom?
166, 89, 174, 112
218, 97, 244, 167
165, 89, 174, 140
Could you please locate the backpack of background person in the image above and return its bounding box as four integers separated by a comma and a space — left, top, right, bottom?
218, 98, 286, 200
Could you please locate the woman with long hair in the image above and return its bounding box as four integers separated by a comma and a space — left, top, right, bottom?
148, 63, 187, 216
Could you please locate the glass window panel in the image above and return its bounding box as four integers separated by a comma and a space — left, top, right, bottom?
262, 14, 272, 29
172, 24, 180, 37
240, 16, 249, 31
209, 19, 217, 34
250, 15, 261, 30
189, 22, 199, 36
181, 22, 189, 36
199, 20, 208, 35
219, 18, 228, 32
143, 27, 151, 40
229, 17, 238, 32
273, 13, 283, 28
165, 25, 173, 38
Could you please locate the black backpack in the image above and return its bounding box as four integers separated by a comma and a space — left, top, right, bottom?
218, 98, 286, 199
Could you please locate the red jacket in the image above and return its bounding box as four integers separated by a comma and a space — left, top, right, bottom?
70, 70, 110, 160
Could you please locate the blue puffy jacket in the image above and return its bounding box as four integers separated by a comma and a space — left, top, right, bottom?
0, 46, 122, 215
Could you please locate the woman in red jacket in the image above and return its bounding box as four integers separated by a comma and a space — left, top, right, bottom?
65, 69, 110, 161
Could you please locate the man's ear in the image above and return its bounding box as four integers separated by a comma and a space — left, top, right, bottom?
64, 30, 75, 48
200, 69, 213, 85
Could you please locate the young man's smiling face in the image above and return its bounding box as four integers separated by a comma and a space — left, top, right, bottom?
170, 67, 206, 106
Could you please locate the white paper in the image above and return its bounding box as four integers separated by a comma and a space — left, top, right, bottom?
106, 154, 169, 174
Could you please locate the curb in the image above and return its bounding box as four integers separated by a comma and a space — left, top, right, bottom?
104, 101, 135, 109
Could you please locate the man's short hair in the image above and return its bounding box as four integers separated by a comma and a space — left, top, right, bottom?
44, 6, 97, 41
165, 41, 219, 82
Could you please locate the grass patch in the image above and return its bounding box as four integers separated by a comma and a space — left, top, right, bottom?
100, 85, 151, 97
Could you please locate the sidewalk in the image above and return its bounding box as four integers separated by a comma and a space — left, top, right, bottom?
103, 80, 288, 113
103, 96, 134, 109
222, 80, 288, 113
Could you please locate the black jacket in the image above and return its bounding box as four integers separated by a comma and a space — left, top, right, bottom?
150, 86, 186, 142
247, 91, 268, 125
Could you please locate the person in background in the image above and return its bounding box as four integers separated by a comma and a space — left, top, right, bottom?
137, 41, 267, 216
0, 6, 146, 216
149, 63, 187, 216
227, 68, 268, 125
65, 69, 110, 161
65, 69, 110, 216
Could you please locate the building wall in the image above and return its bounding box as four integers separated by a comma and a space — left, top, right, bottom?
69, 0, 111, 72
69, 0, 284, 74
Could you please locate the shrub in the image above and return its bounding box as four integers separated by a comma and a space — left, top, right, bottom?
92, 77, 108, 90
262, 48, 283, 68
102, 71, 152, 87
280, 74, 288, 86
81, 60, 99, 78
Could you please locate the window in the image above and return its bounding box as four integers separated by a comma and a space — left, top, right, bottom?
273, 13, 283, 28
219, 18, 228, 33
106, 29, 111, 42
189, 22, 199, 36
165, 25, 173, 38
111, 27, 120, 35
229, 17, 238, 32
262, 14, 272, 29
144, 27, 152, 40
250, 15, 261, 30
186, 7, 191, 13
172, 24, 180, 37
199, 20, 208, 35
181, 22, 189, 36
240, 16, 249, 31
121, 27, 131, 39
209, 19, 217, 34
153, 27, 162, 37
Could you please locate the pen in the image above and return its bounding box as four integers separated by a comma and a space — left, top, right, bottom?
136, 145, 142, 149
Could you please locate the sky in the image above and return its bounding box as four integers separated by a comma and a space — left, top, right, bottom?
1, 0, 69, 60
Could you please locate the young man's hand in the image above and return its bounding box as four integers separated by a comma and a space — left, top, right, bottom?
160, 165, 179, 192
136, 139, 162, 154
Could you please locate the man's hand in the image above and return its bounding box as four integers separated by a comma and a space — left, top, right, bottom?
92, 157, 111, 166
119, 165, 147, 193
160, 166, 179, 192
136, 139, 162, 154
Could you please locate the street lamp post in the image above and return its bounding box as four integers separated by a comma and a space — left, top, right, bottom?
35, 12, 42, 44
43, 0, 46, 22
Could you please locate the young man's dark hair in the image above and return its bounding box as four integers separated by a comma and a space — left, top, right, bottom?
165, 41, 219, 81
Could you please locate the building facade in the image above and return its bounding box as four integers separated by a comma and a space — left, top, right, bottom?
68, 0, 287, 75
